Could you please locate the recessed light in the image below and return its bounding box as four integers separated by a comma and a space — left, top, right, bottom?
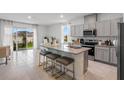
60, 14, 64, 18
27, 16, 32, 19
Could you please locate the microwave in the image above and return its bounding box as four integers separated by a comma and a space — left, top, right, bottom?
83, 29, 97, 37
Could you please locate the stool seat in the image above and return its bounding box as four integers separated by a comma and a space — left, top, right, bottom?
46, 54, 60, 60
56, 57, 74, 66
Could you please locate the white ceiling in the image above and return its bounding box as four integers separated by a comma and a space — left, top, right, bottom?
0, 13, 91, 25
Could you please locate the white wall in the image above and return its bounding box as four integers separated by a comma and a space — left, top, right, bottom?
46, 24, 62, 44
37, 16, 84, 45
37, 25, 47, 48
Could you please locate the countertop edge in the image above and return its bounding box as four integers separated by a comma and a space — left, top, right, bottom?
40, 44, 91, 55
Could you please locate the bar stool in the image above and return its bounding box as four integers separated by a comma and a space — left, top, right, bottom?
39, 49, 51, 69
55, 56, 75, 80
45, 53, 61, 75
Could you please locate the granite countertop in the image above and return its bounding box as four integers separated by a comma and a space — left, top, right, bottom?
40, 44, 91, 55
95, 45, 116, 48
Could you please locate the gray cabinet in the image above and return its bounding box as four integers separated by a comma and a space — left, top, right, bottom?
96, 22, 103, 36
89, 23, 96, 30
110, 47, 117, 65
95, 46, 117, 65
95, 46, 109, 63
95, 47, 102, 61
104, 20, 111, 36
110, 18, 121, 36
96, 20, 111, 36
83, 24, 89, 30
70, 25, 75, 36
70, 25, 83, 36
83, 23, 96, 30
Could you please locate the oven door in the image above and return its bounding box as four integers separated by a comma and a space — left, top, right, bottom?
81, 45, 94, 56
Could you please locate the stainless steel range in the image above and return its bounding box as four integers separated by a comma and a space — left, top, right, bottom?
80, 39, 98, 60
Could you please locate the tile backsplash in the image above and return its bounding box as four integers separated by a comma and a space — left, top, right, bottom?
71, 36, 117, 42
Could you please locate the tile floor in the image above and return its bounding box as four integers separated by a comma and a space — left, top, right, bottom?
0, 49, 117, 80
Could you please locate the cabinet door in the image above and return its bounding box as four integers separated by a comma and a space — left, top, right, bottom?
103, 48, 110, 62
103, 20, 111, 36
95, 47, 109, 63
110, 48, 117, 65
110, 18, 121, 36
71, 25, 83, 36
79, 25, 83, 36
95, 47, 102, 60
75, 25, 79, 36
70, 25, 75, 36
95, 48, 98, 60
96, 21, 111, 36
96, 22, 103, 36
88, 23, 96, 29
83, 24, 89, 30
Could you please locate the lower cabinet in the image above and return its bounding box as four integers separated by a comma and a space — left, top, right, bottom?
95, 47, 109, 63
110, 48, 117, 65
95, 46, 117, 65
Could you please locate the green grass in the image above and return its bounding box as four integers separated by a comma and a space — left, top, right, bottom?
27, 42, 33, 48
13, 42, 33, 51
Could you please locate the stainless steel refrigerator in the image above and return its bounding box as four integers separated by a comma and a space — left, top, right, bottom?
117, 23, 124, 80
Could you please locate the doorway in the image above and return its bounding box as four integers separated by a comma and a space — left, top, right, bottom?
12, 28, 33, 51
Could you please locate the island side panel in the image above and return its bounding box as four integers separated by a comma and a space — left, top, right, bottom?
62, 51, 88, 80
72, 51, 88, 80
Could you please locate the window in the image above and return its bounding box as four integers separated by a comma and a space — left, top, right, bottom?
12, 27, 33, 51
63, 25, 71, 43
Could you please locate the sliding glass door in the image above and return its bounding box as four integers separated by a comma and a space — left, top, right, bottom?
12, 28, 33, 51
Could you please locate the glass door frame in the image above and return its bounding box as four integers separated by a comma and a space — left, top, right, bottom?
12, 27, 33, 51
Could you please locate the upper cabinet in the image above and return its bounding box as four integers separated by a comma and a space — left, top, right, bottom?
96, 20, 111, 36
70, 25, 75, 36
84, 14, 97, 30
96, 18, 121, 37
70, 25, 83, 37
83, 23, 96, 30
96, 22, 104, 36
110, 18, 121, 36
104, 20, 111, 36
83, 24, 89, 30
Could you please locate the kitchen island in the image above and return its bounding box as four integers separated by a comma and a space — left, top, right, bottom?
40, 44, 91, 80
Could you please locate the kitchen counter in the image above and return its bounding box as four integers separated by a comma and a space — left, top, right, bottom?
40, 43, 91, 79
95, 45, 116, 48
40, 44, 91, 55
